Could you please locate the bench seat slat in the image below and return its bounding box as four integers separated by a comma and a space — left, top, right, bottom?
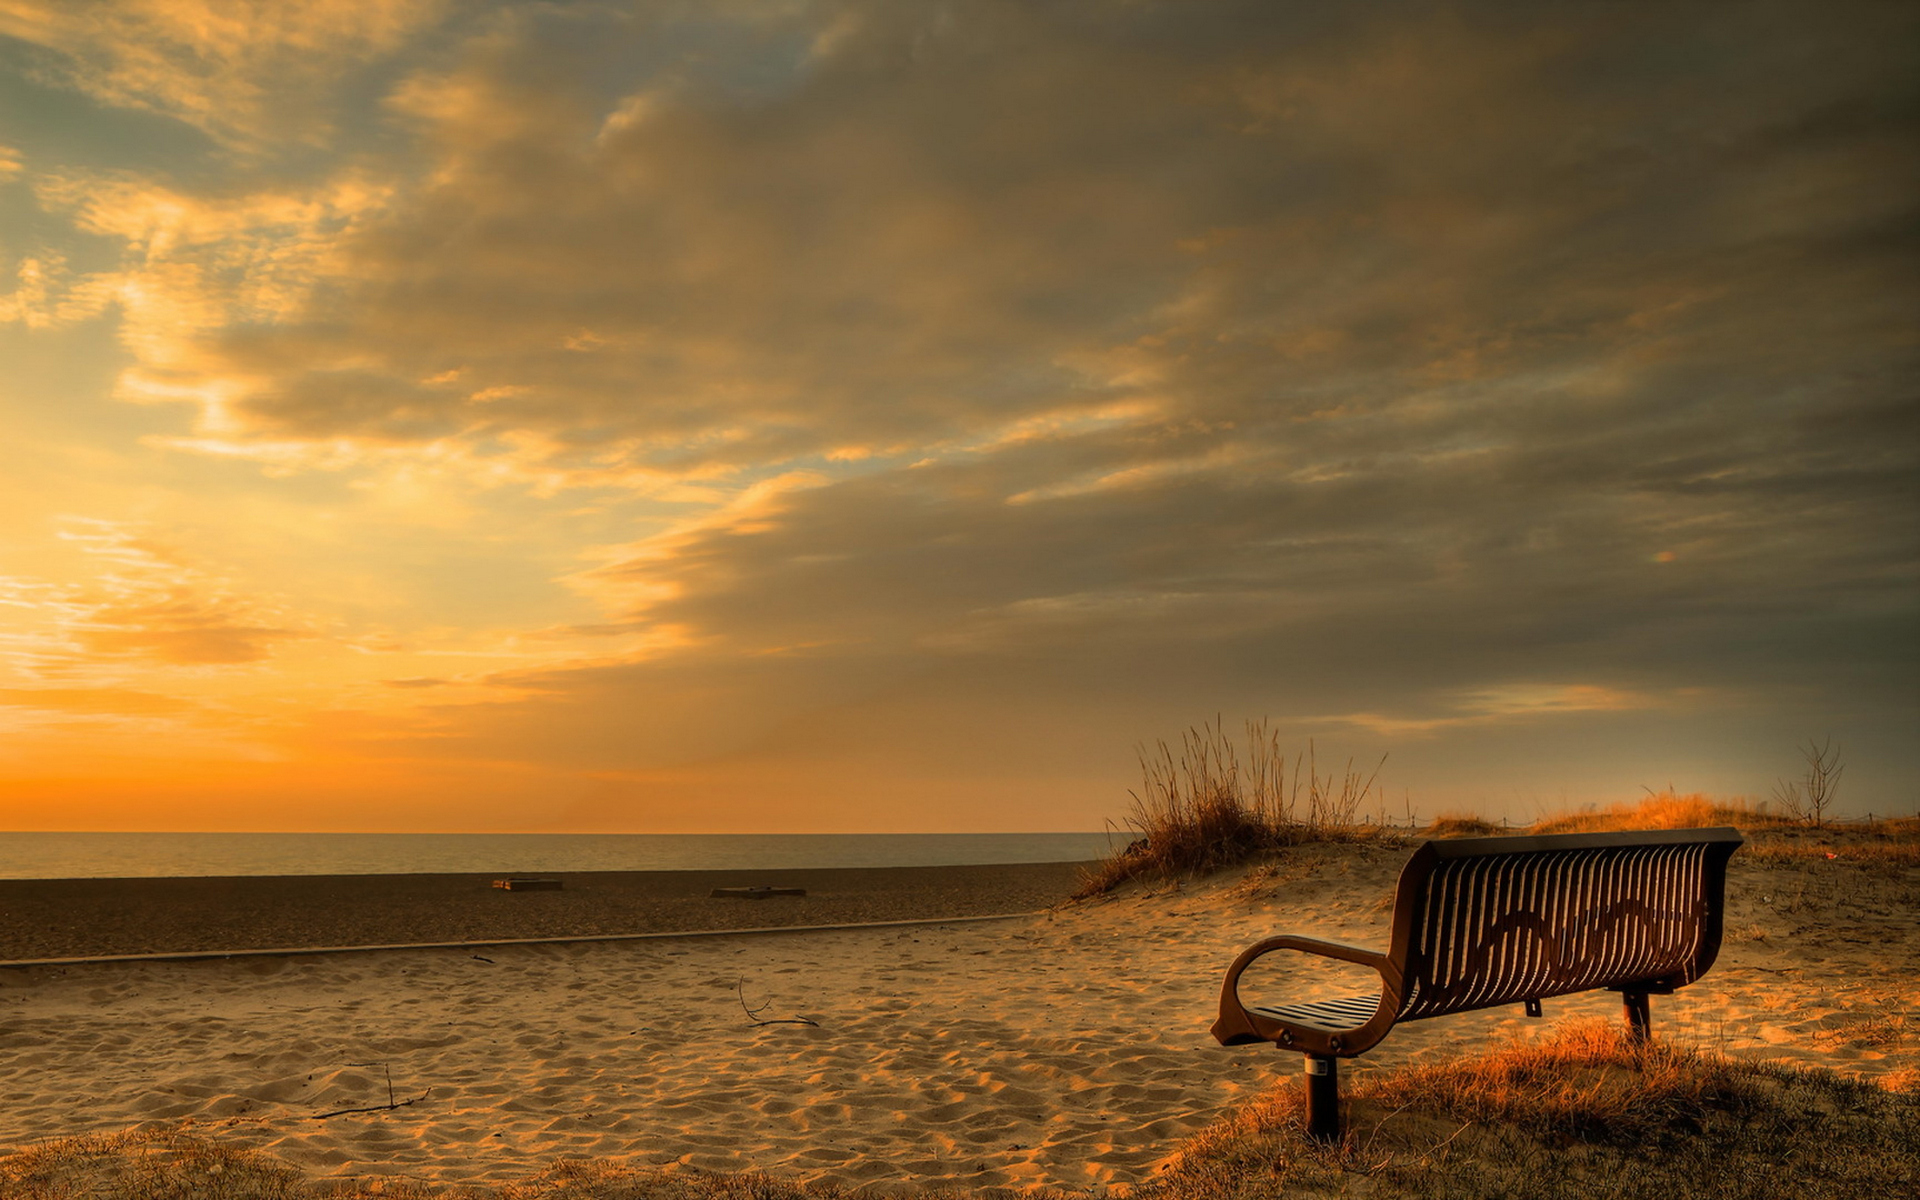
1248, 994, 1380, 1032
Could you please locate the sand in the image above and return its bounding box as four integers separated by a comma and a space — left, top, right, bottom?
1, 844, 1914, 1192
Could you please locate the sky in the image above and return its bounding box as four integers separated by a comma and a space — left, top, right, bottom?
0, 1, 1914, 834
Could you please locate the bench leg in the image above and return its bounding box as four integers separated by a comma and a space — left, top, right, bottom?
1304, 1054, 1340, 1142
1622, 990, 1651, 1044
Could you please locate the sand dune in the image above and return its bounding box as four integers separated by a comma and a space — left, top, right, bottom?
2, 843, 1913, 1192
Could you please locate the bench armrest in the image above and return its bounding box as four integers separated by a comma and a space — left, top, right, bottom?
1212, 934, 1402, 1048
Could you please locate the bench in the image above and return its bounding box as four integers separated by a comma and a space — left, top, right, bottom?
1212, 827, 1743, 1140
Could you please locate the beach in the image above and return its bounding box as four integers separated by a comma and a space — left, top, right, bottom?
2, 843, 1914, 1192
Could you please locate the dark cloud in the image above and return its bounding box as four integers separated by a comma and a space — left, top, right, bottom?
389, 2, 1915, 807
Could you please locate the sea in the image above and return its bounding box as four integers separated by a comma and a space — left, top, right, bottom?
0, 831, 1118, 881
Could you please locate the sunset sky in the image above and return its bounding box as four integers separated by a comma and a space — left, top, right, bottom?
1, 1, 1914, 833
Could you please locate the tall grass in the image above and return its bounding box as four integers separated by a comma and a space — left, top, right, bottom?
1079, 721, 1920, 894
1075, 719, 1388, 897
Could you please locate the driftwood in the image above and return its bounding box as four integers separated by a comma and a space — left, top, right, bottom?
311, 1062, 430, 1120
310, 1090, 431, 1120
710, 886, 806, 899
738, 978, 820, 1027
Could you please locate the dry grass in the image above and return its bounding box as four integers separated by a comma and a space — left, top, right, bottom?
1732, 810, 1920, 873
0, 1131, 862, 1200
1079, 729, 1919, 899
0, 1126, 307, 1200
1509, 795, 1920, 869
1423, 813, 1501, 838
1075, 719, 1389, 898
14, 1028, 1913, 1200
1527, 791, 1786, 835
1152, 1019, 1920, 1200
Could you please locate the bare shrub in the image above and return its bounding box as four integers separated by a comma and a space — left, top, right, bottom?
1773, 736, 1846, 827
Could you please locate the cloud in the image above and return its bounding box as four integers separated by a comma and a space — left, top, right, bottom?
0, 0, 448, 150
14, 519, 312, 671
0, 686, 194, 716
1330, 684, 1668, 737
72, 596, 302, 665
15, 1, 1896, 502
1, 2, 1914, 820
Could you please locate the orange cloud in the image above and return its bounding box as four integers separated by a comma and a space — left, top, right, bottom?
1332, 684, 1665, 737
0, 687, 194, 716
9, 519, 311, 674
73, 594, 301, 665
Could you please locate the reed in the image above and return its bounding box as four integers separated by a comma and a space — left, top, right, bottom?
1074, 718, 1389, 897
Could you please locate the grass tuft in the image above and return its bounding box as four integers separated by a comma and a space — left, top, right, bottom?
0, 1126, 307, 1200
1423, 813, 1501, 838
1074, 719, 1389, 898
1153, 1019, 1920, 1199
1527, 790, 1773, 835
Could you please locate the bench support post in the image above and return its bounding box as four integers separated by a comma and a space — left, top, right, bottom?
1304, 1054, 1340, 1142
1622, 990, 1650, 1044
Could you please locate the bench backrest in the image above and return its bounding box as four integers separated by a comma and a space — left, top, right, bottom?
1386, 828, 1742, 1022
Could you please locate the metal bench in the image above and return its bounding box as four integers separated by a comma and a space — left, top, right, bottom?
1211, 827, 1743, 1140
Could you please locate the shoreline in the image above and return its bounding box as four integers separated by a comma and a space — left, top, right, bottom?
0, 859, 1092, 963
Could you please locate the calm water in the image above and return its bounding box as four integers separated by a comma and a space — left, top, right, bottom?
0, 831, 1116, 880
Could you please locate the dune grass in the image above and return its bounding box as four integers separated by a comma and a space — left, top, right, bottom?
1074, 719, 1390, 898
1154, 1019, 1920, 1200
1073, 719, 1895, 898
0, 1126, 308, 1200
1077, 735, 1920, 896
10, 1024, 1913, 1200
1526, 791, 1789, 836
1422, 813, 1501, 838
1531, 794, 1920, 868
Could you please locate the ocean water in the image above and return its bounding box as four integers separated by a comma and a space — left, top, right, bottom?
0, 831, 1117, 880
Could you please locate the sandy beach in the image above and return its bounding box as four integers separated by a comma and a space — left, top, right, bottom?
2, 843, 1914, 1192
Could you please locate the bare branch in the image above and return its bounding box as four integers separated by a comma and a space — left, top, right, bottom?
737, 977, 820, 1027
